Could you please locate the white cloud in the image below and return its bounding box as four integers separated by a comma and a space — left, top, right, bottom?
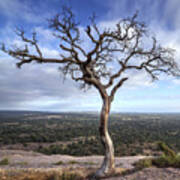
34, 27, 55, 42
0, 0, 49, 24
40, 47, 59, 58
149, 22, 180, 78
124, 71, 155, 88
164, 0, 180, 28
0, 0, 21, 17
172, 79, 180, 85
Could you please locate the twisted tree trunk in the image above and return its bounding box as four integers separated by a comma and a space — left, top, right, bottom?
95, 97, 115, 177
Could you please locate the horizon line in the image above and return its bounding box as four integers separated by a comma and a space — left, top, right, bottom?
0, 109, 180, 114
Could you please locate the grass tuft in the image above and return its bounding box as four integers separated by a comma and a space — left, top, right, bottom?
54, 161, 64, 165
0, 158, 9, 165
134, 158, 152, 169
67, 161, 79, 165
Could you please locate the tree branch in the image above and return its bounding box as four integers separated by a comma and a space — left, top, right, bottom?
110, 77, 128, 101
1, 7, 180, 97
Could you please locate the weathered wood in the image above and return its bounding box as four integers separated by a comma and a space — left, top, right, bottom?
95, 96, 115, 177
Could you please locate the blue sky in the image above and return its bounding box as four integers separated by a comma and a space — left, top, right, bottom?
0, 0, 180, 112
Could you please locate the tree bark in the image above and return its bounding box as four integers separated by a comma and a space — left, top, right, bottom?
95, 96, 115, 177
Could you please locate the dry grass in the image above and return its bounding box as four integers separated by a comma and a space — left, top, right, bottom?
0, 167, 128, 180
0, 167, 95, 180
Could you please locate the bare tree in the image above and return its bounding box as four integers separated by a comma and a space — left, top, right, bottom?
1, 7, 180, 177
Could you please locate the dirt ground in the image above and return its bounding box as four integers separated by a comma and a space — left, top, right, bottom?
0, 150, 146, 169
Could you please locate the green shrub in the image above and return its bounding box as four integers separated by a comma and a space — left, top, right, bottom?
0, 158, 9, 165
157, 141, 176, 158
16, 161, 28, 166
67, 160, 79, 165
83, 161, 96, 165
54, 161, 64, 165
135, 142, 180, 169
151, 142, 180, 168
152, 154, 180, 168
134, 158, 152, 169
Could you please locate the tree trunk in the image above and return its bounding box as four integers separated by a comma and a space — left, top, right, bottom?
95, 97, 115, 177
